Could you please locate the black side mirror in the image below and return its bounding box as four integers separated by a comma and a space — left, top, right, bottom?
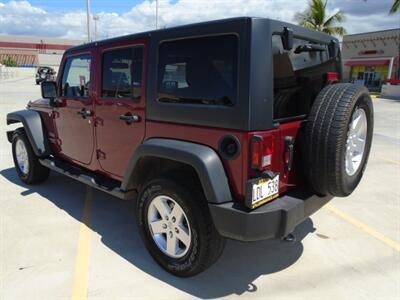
41, 81, 57, 99
282, 27, 293, 51
328, 40, 339, 58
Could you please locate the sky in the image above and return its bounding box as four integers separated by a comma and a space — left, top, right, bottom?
0, 0, 398, 40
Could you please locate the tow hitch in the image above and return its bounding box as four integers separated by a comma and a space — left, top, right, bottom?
283, 233, 296, 242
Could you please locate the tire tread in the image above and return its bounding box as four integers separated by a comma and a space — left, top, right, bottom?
304, 83, 373, 196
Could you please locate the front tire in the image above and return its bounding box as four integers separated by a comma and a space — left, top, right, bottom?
137, 177, 225, 277
12, 128, 50, 184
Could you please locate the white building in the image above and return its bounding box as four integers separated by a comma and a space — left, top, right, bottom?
0, 35, 82, 67
341, 28, 400, 91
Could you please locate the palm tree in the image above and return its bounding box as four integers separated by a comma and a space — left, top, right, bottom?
364, 0, 399, 14
294, 0, 347, 36
389, 0, 399, 14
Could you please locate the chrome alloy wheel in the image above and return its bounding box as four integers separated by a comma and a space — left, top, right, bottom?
15, 139, 29, 175
147, 195, 191, 258
345, 107, 368, 176
15, 138, 29, 175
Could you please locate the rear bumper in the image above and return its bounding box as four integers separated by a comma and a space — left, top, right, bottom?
208, 188, 332, 241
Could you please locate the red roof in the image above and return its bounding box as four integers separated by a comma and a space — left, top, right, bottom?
345, 59, 390, 66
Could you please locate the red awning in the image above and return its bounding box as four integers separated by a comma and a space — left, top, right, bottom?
345, 59, 390, 66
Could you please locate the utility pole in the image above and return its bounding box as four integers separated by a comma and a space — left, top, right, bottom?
86, 0, 91, 42
93, 15, 99, 41
155, 0, 158, 29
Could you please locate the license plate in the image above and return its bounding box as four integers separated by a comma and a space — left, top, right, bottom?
249, 175, 279, 209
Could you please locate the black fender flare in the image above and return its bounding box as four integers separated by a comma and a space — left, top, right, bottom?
121, 138, 233, 204
6, 109, 51, 157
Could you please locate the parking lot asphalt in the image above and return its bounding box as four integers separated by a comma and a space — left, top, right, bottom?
1, 76, 399, 300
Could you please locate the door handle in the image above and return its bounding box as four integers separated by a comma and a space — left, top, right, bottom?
77, 108, 93, 119
119, 114, 140, 124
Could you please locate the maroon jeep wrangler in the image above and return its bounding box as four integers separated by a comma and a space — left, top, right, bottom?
7, 17, 373, 277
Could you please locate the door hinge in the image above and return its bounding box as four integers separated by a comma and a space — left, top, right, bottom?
51, 111, 60, 119
96, 149, 106, 160
94, 117, 103, 127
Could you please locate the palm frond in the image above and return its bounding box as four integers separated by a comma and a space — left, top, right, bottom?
324, 26, 347, 36
389, 0, 399, 14
294, 11, 317, 28
310, 0, 326, 26
324, 10, 346, 28
294, 0, 347, 37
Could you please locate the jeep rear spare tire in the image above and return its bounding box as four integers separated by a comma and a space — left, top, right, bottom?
304, 83, 373, 197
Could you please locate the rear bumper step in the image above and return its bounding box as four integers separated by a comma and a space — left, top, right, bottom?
39, 158, 136, 200
209, 189, 332, 241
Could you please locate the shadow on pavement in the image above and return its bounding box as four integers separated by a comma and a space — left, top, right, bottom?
1, 167, 315, 298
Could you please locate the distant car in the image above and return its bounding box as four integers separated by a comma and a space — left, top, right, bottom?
35, 66, 56, 85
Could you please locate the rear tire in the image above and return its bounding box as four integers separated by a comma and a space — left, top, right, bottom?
304, 83, 373, 196
12, 128, 50, 184
137, 177, 225, 277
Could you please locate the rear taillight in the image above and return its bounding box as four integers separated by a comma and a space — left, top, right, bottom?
250, 135, 274, 170
326, 72, 339, 82
251, 136, 262, 169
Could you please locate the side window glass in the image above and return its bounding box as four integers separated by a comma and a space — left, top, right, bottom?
132, 47, 143, 99
157, 35, 238, 106
162, 63, 188, 89
102, 46, 143, 99
61, 55, 91, 97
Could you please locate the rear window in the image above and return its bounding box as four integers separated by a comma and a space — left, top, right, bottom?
102, 47, 143, 99
157, 35, 238, 106
272, 35, 332, 120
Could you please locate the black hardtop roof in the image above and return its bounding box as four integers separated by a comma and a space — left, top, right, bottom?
66, 16, 337, 53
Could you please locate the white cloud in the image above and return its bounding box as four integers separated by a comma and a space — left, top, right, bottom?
0, 0, 398, 40
91, 0, 307, 39
342, 13, 399, 34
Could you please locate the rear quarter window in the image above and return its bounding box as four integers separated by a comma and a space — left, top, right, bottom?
157, 35, 238, 106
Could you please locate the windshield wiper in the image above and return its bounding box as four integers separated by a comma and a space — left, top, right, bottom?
294, 44, 326, 54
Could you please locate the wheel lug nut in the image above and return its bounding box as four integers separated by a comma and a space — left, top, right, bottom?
175, 228, 179, 233
169, 231, 173, 238
172, 217, 176, 223
162, 224, 167, 229
165, 216, 169, 221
